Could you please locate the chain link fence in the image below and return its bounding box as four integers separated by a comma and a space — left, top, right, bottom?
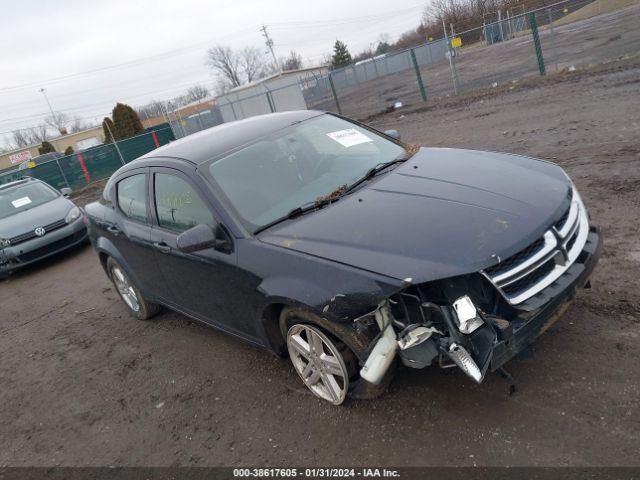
0, 125, 175, 191
303, 0, 638, 119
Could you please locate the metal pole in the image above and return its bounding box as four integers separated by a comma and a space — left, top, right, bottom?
195, 100, 205, 131
55, 158, 70, 188
228, 100, 238, 121
547, 7, 559, 71
498, 10, 505, 42
328, 73, 342, 114
529, 12, 546, 76
410, 49, 427, 102
161, 104, 178, 139
443, 17, 459, 94
174, 109, 187, 137
265, 92, 275, 113
103, 120, 126, 165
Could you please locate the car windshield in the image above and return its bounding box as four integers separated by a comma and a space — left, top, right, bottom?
0, 181, 59, 220
202, 114, 406, 232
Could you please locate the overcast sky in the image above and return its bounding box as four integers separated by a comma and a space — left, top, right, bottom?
0, 0, 427, 150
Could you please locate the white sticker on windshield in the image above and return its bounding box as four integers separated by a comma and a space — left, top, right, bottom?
11, 196, 32, 208
326, 129, 373, 148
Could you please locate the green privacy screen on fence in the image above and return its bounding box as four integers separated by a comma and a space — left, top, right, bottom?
0, 125, 175, 191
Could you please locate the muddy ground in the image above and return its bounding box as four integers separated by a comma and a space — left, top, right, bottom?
1, 56, 639, 467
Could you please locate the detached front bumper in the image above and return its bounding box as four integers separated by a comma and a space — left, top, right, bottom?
0, 217, 88, 275
358, 226, 602, 386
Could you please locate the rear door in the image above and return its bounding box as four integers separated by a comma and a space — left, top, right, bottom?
102, 168, 164, 300
148, 166, 259, 341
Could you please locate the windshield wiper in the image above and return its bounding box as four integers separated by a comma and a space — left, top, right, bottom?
343, 151, 412, 195
254, 198, 336, 234
254, 150, 414, 235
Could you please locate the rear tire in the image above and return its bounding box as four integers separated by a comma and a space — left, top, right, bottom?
106, 257, 161, 320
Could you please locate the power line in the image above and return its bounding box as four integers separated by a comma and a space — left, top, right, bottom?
0, 26, 257, 93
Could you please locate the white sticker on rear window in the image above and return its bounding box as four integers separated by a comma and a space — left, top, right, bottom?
326, 129, 373, 147
11, 196, 32, 208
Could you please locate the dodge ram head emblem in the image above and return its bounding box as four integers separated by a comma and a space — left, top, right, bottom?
34, 227, 46, 237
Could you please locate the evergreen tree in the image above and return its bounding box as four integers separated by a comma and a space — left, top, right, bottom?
111, 103, 145, 140
102, 117, 115, 143
330, 40, 352, 70
64, 146, 74, 155
38, 141, 56, 155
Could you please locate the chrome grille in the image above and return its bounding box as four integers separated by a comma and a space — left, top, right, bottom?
482, 188, 590, 306
8, 219, 67, 246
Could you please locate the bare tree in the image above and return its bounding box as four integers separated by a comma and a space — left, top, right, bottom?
68, 115, 96, 133
206, 45, 242, 89
185, 84, 210, 102
44, 113, 70, 134
241, 46, 269, 83
281, 51, 303, 71
10, 125, 49, 149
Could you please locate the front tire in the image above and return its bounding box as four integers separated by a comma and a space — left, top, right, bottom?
287, 324, 350, 405
106, 257, 161, 320
280, 308, 370, 405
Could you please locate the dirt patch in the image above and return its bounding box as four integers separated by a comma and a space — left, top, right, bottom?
69, 178, 109, 208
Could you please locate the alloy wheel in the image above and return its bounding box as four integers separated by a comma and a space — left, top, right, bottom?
287, 324, 349, 405
111, 266, 140, 313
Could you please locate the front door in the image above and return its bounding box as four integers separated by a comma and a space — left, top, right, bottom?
148, 167, 260, 342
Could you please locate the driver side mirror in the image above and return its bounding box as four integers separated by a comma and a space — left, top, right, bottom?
384, 129, 401, 140
176, 224, 231, 254
61, 187, 72, 198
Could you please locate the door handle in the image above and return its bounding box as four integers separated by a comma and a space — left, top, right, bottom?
153, 242, 171, 254
106, 225, 120, 236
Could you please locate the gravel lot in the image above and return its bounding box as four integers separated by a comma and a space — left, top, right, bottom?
1, 56, 639, 466
309, 4, 640, 120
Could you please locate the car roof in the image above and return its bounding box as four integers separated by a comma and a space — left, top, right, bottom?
139, 110, 324, 165
0, 176, 39, 191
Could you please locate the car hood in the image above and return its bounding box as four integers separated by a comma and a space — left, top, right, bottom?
0, 196, 73, 239
259, 147, 572, 282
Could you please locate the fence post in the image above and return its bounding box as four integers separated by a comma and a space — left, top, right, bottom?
328, 73, 342, 114
55, 158, 71, 189
410, 49, 427, 102
103, 119, 126, 165
529, 12, 546, 76
265, 91, 275, 113
547, 7, 559, 71
443, 18, 459, 94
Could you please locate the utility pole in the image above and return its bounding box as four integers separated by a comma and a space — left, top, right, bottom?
39, 88, 66, 135
260, 25, 279, 72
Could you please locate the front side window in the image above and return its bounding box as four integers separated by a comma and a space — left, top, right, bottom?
154, 173, 213, 233
117, 174, 147, 223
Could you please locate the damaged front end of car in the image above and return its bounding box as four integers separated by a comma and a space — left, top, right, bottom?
349, 186, 602, 389
354, 276, 501, 386
353, 235, 601, 388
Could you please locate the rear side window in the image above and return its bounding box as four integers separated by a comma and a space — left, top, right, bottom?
117, 174, 147, 222
154, 173, 213, 233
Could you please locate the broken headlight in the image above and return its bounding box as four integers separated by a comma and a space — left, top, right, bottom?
452, 295, 484, 334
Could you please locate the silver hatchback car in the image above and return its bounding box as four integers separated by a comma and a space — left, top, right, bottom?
0, 177, 87, 278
